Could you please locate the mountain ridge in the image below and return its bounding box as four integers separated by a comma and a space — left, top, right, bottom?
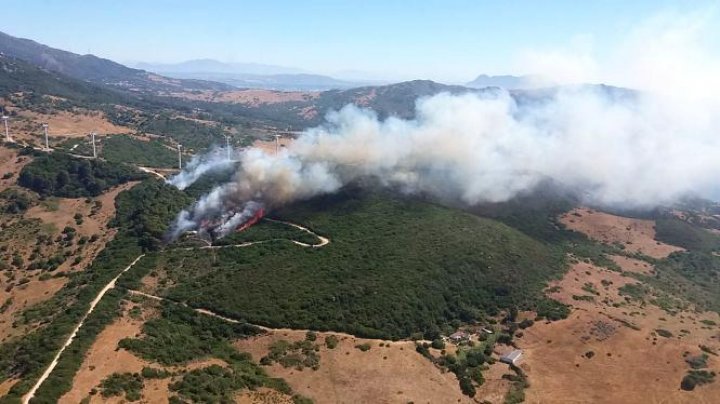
0, 31, 232, 92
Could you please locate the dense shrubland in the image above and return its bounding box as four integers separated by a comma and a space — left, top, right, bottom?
152, 190, 568, 340
18, 152, 144, 197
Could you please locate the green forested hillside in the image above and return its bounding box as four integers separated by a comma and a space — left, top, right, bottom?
144, 190, 567, 340
18, 151, 145, 197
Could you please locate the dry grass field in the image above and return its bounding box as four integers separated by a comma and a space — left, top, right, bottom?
560, 207, 684, 258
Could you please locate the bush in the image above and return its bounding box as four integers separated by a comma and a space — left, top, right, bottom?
459, 376, 476, 397
681, 370, 716, 391
100, 372, 143, 401
141, 367, 170, 379
0, 188, 32, 214
431, 339, 445, 350
325, 335, 339, 349
518, 319, 535, 329
655, 329, 673, 338
685, 354, 708, 369
355, 343, 371, 352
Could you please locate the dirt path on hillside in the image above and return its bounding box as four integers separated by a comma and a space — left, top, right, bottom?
22, 254, 145, 404
22, 219, 329, 402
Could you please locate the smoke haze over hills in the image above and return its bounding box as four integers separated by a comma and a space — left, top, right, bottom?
167, 7, 720, 239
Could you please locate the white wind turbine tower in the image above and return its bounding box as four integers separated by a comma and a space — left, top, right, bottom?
274, 133, 281, 156
1, 112, 9, 142
177, 143, 183, 169
91, 131, 97, 158
42, 123, 49, 150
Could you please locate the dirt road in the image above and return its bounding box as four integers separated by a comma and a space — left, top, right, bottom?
21, 219, 328, 402
22, 254, 145, 404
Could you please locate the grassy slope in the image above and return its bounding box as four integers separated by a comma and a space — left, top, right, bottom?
154, 190, 566, 340
101, 135, 178, 168
0, 179, 191, 403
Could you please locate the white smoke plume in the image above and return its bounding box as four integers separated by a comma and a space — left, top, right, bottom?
167, 8, 720, 239
167, 146, 236, 190
168, 85, 720, 239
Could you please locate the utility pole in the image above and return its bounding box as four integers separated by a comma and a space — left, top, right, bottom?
177, 144, 183, 169
42, 123, 49, 150
1, 114, 9, 142
91, 131, 97, 159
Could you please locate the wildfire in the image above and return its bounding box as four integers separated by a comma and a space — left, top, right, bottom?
236, 207, 265, 232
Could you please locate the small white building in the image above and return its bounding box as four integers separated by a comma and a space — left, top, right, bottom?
448, 331, 470, 343
500, 349, 523, 365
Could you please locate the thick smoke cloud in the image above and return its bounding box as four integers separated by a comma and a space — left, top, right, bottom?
167, 8, 720, 239
167, 85, 720, 239
168, 146, 235, 190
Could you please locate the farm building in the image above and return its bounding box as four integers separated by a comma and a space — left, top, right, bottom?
448, 331, 470, 343
500, 349, 523, 365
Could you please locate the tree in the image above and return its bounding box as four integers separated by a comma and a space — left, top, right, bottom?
459, 376, 476, 397
470, 367, 485, 385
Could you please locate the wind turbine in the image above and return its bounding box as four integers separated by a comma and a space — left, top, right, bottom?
42, 123, 49, 150
91, 131, 97, 158
177, 143, 183, 169
1, 113, 9, 142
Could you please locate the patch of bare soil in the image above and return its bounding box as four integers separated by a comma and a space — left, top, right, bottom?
61, 296, 236, 403
0, 182, 138, 341
0, 148, 32, 192
235, 387, 295, 404
163, 89, 319, 106
235, 329, 472, 404
474, 361, 513, 403
560, 207, 684, 258
140, 378, 172, 404
296, 105, 318, 120
0, 277, 67, 342
24, 181, 138, 274
59, 302, 150, 404
252, 137, 293, 155
13, 109, 131, 140
353, 88, 377, 106
0, 378, 18, 397
518, 261, 720, 403
609, 254, 655, 275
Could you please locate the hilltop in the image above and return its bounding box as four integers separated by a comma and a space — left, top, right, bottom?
0, 31, 231, 93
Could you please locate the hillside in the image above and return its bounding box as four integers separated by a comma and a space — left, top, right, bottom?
129, 189, 568, 340
165, 80, 489, 129
0, 54, 279, 150
0, 31, 231, 92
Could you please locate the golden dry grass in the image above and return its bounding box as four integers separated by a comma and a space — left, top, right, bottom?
235, 329, 472, 404
560, 207, 684, 258
518, 261, 720, 404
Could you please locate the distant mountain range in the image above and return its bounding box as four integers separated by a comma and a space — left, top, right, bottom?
136, 59, 307, 76
465, 74, 545, 90
137, 59, 382, 91
0, 31, 232, 92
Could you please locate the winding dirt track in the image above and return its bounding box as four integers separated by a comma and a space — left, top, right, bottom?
22, 254, 145, 404
22, 221, 328, 403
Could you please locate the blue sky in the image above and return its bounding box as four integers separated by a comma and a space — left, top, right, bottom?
2, 0, 719, 82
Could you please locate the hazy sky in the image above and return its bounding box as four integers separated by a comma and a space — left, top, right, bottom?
3, 0, 719, 82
